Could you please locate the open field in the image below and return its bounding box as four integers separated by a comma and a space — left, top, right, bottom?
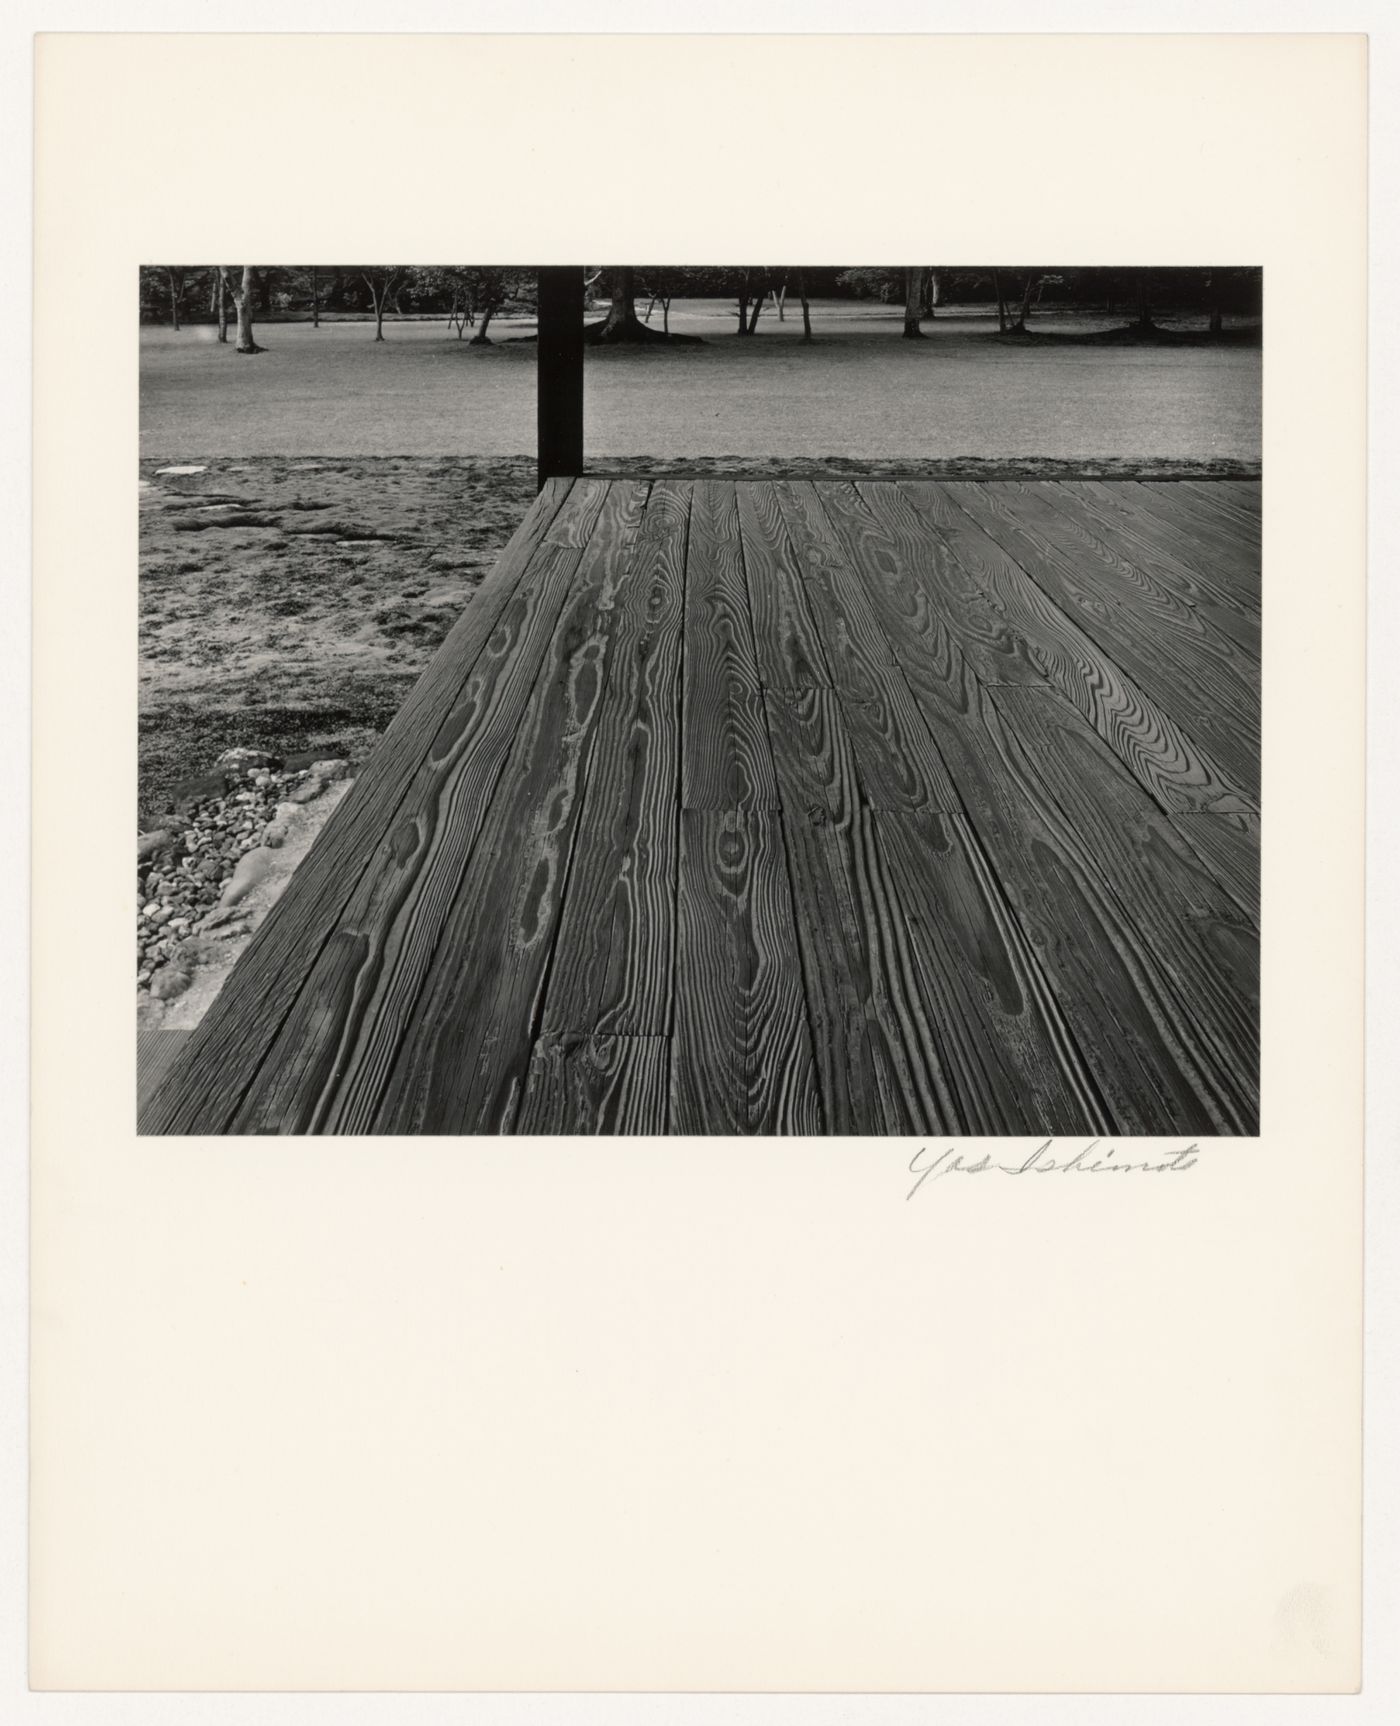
141, 300, 1262, 462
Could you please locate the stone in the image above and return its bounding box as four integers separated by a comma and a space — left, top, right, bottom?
137, 828, 173, 862
174, 934, 225, 966
215, 746, 280, 771
288, 776, 325, 804
220, 845, 274, 905
149, 966, 192, 1001
309, 758, 351, 782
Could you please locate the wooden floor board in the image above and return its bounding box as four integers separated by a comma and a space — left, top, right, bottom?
737, 482, 831, 689
536, 481, 691, 1040
1039, 481, 1261, 662
888, 481, 1255, 813
682, 480, 779, 811
1169, 812, 1262, 930
137, 1028, 192, 1123
764, 684, 950, 1134
1104, 481, 1261, 606
894, 646, 1258, 1134
870, 809, 1114, 1134
515, 1033, 670, 1135
1174, 479, 1263, 543
144, 476, 1260, 1138
672, 809, 822, 1134
944, 479, 1260, 794
1195, 478, 1262, 523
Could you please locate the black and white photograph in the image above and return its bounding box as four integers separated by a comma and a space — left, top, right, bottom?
134, 262, 1263, 1136
24, 21, 1376, 1704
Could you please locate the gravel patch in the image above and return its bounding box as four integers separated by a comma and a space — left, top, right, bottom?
136, 746, 351, 1002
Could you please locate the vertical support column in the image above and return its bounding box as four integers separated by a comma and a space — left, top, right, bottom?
536, 266, 585, 492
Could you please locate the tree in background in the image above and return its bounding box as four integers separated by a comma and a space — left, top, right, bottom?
638, 266, 687, 334
586, 266, 664, 343
219, 266, 265, 354
463, 268, 508, 343
902, 267, 926, 339
793, 268, 814, 341
355, 266, 406, 340
1135, 269, 1156, 333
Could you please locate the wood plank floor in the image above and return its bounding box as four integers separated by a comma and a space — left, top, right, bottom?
142, 477, 1260, 1137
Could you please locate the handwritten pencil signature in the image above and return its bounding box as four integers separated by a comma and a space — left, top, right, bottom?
906, 1140, 1200, 1199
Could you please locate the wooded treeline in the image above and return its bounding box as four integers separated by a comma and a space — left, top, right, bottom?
139, 264, 1262, 351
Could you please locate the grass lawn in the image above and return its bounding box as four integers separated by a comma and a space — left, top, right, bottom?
142, 299, 1262, 462
139, 300, 1261, 822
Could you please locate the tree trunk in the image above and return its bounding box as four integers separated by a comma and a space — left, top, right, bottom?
1010, 272, 1038, 332
167, 268, 181, 331
772, 283, 786, 320
1136, 271, 1153, 331
216, 269, 228, 342
470, 305, 494, 344
662, 298, 671, 335
363, 275, 385, 340
746, 271, 765, 333
584, 265, 672, 342
736, 272, 751, 336
209, 273, 219, 315
310, 266, 320, 328
902, 265, 925, 338
225, 266, 264, 354
255, 269, 271, 316
993, 269, 1008, 333
604, 267, 637, 332
797, 269, 813, 342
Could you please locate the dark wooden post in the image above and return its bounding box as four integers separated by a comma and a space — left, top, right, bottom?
537, 266, 585, 491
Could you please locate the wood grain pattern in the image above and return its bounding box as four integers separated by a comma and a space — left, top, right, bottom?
871, 810, 1112, 1134
1134, 478, 1260, 551
515, 1034, 669, 1134
141, 477, 1259, 1139
672, 809, 821, 1134
1039, 481, 1261, 662
142, 477, 582, 1132
136, 1029, 192, 1122
812, 481, 962, 670
1174, 479, 1262, 543
1188, 478, 1261, 523
1169, 812, 1261, 929
764, 686, 941, 1134
736, 482, 831, 688
240, 482, 640, 1133
895, 642, 1257, 1134
881, 481, 1254, 814
944, 480, 1260, 794
539, 481, 691, 1038
682, 480, 778, 810
1096, 480, 1261, 609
